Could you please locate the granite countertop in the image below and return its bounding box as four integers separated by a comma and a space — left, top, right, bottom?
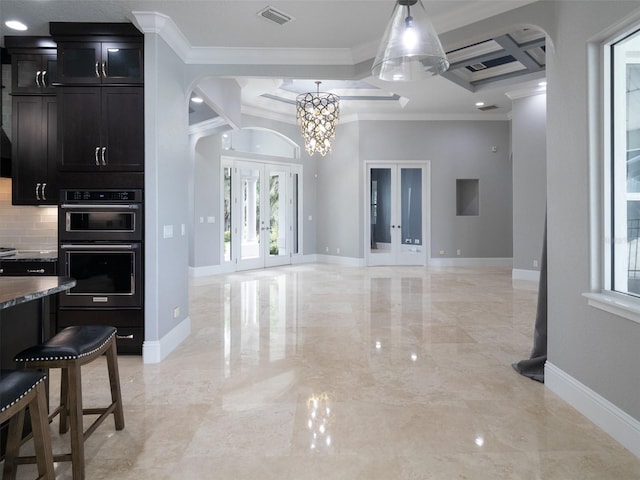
0, 276, 76, 310
0, 251, 58, 262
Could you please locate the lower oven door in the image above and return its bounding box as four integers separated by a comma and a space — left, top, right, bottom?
59, 243, 142, 309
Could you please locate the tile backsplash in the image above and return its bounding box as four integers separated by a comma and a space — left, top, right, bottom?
0, 178, 57, 250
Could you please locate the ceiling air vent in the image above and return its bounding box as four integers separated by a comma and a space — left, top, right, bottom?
258, 6, 294, 25
469, 63, 487, 71
477, 104, 499, 111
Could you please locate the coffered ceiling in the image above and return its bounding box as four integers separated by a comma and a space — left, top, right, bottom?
1, 0, 547, 123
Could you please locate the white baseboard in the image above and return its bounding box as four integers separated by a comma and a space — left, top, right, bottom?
316, 254, 366, 267
545, 362, 640, 459
143, 316, 191, 364
429, 257, 513, 268
512, 268, 541, 282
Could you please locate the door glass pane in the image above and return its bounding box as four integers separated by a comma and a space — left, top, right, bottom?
106, 47, 141, 79
401, 168, 422, 249
62, 47, 96, 78
17, 58, 38, 89
224, 166, 232, 262
269, 171, 287, 257
371, 168, 391, 252
293, 173, 299, 255
240, 167, 260, 260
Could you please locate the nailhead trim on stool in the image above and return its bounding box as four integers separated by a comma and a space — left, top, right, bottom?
1, 370, 55, 480
14, 325, 125, 480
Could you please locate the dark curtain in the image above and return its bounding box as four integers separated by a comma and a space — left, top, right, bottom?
512, 213, 547, 383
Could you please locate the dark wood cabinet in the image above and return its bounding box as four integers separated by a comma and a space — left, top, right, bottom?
56, 41, 143, 85
11, 96, 58, 205
11, 52, 57, 94
57, 86, 143, 172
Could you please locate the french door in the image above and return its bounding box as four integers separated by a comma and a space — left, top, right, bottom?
223, 159, 301, 271
365, 162, 429, 265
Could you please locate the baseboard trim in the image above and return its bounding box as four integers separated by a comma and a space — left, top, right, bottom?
545, 362, 640, 458
143, 316, 191, 364
512, 268, 541, 282
316, 254, 366, 267
430, 257, 513, 268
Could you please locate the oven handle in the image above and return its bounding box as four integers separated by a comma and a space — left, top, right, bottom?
60, 243, 138, 250
60, 203, 140, 209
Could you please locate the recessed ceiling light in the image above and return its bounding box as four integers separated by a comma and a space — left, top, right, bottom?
190, 96, 204, 104
6, 20, 28, 31
475, 101, 485, 107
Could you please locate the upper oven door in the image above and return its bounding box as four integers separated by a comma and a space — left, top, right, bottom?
59, 203, 142, 241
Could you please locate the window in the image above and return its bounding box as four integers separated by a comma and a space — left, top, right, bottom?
610, 28, 640, 297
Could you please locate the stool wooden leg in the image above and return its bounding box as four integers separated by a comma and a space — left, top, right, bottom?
2, 408, 25, 480
106, 339, 125, 430
68, 362, 85, 480
29, 381, 56, 480
60, 367, 70, 434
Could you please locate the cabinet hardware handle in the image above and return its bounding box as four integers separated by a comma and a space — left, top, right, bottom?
42, 70, 47, 87
95, 147, 100, 166
42, 183, 47, 201
35, 183, 41, 201
35, 71, 42, 87
27, 269, 45, 274
116, 334, 134, 340
95, 62, 100, 78
101, 147, 107, 166
101, 61, 107, 78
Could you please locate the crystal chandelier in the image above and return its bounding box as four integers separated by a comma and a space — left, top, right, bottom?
296, 81, 340, 156
372, 0, 449, 81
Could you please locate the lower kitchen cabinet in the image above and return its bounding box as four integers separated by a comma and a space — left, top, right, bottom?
57, 309, 143, 354
11, 95, 58, 205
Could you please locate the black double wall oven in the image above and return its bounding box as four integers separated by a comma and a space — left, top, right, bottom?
58, 189, 143, 353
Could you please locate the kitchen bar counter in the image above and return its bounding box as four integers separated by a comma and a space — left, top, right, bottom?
0, 276, 75, 310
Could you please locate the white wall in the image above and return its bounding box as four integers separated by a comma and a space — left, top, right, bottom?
143, 32, 190, 360
359, 120, 513, 260
545, 1, 640, 420
511, 92, 546, 274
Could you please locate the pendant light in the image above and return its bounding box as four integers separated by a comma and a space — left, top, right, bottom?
372, 0, 450, 81
296, 81, 340, 157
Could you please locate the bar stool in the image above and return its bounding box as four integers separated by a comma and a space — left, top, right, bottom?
14, 325, 125, 480
1, 370, 55, 480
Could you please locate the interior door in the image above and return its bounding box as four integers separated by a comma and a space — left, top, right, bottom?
366, 163, 428, 266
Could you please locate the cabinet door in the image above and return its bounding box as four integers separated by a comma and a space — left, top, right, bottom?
57, 42, 102, 84
102, 42, 144, 84
12, 54, 41, 94
57, 87, 102, 171
11, 96, 58, 205
101, 87, 144, 170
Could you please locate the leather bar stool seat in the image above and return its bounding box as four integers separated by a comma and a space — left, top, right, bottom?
14, 325, 125, 480
1, 370, 55, 480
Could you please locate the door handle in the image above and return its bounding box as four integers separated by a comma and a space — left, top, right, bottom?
35, 71, 42, 87
101, 61, 107, 78
35, 183, 41, 201
95, 147, 100, 166
41, 183, 47, 201
95, 62, 100, 78
101, 147, 107, 166
42, 70, 47, 87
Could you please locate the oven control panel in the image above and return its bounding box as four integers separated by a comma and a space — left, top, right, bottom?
62, 190, 142, 203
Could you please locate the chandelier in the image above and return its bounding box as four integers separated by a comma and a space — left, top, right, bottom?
296, 81, 340, 156
372, 0, 449, 81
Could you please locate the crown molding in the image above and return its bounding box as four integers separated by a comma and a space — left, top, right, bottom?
131, 11, 192, 60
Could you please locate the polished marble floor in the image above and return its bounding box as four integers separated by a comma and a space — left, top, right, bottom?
9, 264, 640, 479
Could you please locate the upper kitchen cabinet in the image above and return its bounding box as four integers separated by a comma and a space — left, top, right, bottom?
50, 23, 143, 86
57, 86, 143, 172
56, 41, 143, 85
11, 95, 58, 205
5, 37, 57, 95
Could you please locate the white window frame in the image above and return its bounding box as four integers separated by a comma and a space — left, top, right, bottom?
584, 21, 640, 325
